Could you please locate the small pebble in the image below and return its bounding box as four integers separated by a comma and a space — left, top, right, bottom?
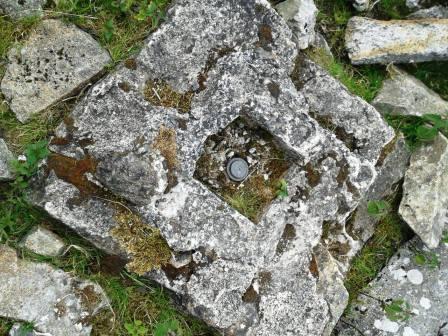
249, 148, 256, 154
227, 151, 235, 158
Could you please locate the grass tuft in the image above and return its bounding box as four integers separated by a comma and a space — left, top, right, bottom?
344, 193, 414, 308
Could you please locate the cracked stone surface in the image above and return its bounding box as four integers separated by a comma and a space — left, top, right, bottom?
345, 17, 448, 65
399, 134, 448, 249
0, 245, 108, 336
1, 19, 111, 123
0, 138, 14, 181
20, 225, 66, 257
373, 65, 448, 117
29, 0, 394, 334
0, 0, 45, 19
334, 236, 448, 336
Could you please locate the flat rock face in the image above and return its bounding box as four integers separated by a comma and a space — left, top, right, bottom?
334, 236, 448, 336
0, 0, 45, 19
21, 225, 66, 257
0, 245, 108, 335
29, 0, 394, 334
1, 19, 111, 123
409, 5, 448, 19
373, 66, 448, 116
274, 0, 318, 50
0, 139, 14, 181
399, 134, 448, 248
345, 17, 448, 65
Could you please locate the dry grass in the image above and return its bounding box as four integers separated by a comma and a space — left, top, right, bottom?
144, 79, 193, 113
111, 206, 171, 276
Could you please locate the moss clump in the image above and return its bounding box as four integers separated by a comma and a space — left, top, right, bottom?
152, 126, 178, 190
111, 207, 171, 276
144, 80, 193, 113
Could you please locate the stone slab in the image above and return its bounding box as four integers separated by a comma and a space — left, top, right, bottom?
0, 245, 108, 336
21, 225, 66, 257
0, 139, 14, 181
345, 17, 448, 65
1, 19, 111, 123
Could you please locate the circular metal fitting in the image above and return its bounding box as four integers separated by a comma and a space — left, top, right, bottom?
226, 158, 249, 182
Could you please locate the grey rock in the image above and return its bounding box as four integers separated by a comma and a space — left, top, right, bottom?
20, 225, 66, 257
0, 0, 45, 19
406, 0, 421, 8
275, 0, 318, 50
29, 0, 394, 334
345, 17, 448, 65
399, 134, 448, 248
311, 32, 333, 59
0, 139, 14, 181
0, 244, 108, 336
344, 136, 411, 267
352, 0, 370, 12
408, 5, 448, 18
373, 65, 448, 116
334, 236, 448, 336
1, 19, 111, 123
96, 150, 168, 206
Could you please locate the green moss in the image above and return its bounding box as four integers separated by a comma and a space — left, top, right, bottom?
306, 49, 386, 102
344, 193, 414, 307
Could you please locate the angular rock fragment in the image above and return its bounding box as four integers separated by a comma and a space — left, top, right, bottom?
0, 139, 14, 181
21, 225, 66, 257
408, 5, 448, 19
0, 245, 108, 336
399, 134, 448, 248
29, 0, 395, 334
373, 65, 448, 116
334, 236, 448, 336
345, 17, 448, 64
1, 19, 111, 123
275, 0, 318, 50
0, 0, 45, 19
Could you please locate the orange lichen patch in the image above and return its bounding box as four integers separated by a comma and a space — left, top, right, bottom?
242, 285, 259, 303
124, 58, 137, 70
110, 206, 171, 275
257, 24, 273, 50
46, 154, 99, 196
309, 254, 319, 278
144, 79, 193, 113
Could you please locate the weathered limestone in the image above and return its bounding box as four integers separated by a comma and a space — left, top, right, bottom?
0, 245, 108, 335
0, 0, 45, 19
373, 65, 448, 116
1, 19, 111, 123
345, 17, 448, 64
334, 236, 448, 336
399, 134, 448, 248
275, 0, 318, 50
409, 5, 448, 19
21, 225, 66, 257
0, 139, 14, 181
29, 0, 394, 334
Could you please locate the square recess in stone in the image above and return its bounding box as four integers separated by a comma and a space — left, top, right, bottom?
194, 117, 290, 223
